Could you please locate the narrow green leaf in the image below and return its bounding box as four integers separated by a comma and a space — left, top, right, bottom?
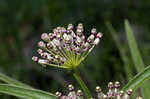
106, 21, 133, 80
125, 20, 145, 71
123, 65, 150, 91
0, 84, 57, 99
0, 72, 31, 88
125, 20, 150, 98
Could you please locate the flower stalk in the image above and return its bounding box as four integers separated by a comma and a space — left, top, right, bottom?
73, 69, 92, 98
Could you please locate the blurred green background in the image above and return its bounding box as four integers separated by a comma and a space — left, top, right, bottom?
0, 0, 150, 98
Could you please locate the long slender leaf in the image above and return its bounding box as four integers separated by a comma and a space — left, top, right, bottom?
0, 72, 31, 88
125, 20, 145, 71
125, 20, 150, 98
106, 21, 133, 80
0, 84, 57, 99
123, 65, 150, 91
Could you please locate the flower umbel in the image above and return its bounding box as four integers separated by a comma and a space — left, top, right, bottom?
56, 81, 142, 99
32, 23, 103, 69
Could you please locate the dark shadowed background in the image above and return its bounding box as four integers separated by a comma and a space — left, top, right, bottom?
0, 0, 150, 98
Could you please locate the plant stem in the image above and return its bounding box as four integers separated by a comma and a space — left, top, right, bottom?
73, 69, 92, 98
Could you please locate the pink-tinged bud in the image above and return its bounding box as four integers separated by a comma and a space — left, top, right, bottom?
96, 32, 103, 38
77, 23, 83, 29
38, 59, 48, 65
56, 92, 62, 98
47, 42, 53, 49
76, 28, 83, 33
126, 89, 132, 95
41, 33, 49, 42
41, 52, 49, 59
119, 91, 124, 97
81, 35, 85, 40
108, 82, 114, 89
88, 34, 95, 40
53, 39, 61, 46
77, 32, 83, 37
66, 30, 71, 34
68, 84, 74, 91
76, 36, 82, 45
38, 41, 46, 48
91, 28, 96, 34
96, 86, 101, 93
84, 42, 90, 48
56, 34, 61, 38
93, 38, 100, 45
53, 29, 58, 34
115, 81, 120, 88
64, 35, 73, 44
37, 49, 43, 54
63, 33, 67, 39
68, 24, 73, 30
77, 90, 83, 96
32, 56, 39, 62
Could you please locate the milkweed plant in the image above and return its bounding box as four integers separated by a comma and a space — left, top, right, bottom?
0, 20, 150, 99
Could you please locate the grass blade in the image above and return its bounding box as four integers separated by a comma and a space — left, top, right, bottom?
0, 72, 31, 88
123, 65, 150, 91
125, 20, 145, 71
125, 19, 150, 98
106, 21, 133, 80
0, 84, 57, 99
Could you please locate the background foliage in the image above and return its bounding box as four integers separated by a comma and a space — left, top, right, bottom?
0, 0, 150, 98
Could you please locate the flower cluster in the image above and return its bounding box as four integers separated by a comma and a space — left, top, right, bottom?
32, 24, 103, 69
56, 81, 142, 99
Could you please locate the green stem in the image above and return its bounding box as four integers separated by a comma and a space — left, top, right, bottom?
73, 69, 92, 98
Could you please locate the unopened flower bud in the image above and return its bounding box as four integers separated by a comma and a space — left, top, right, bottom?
32, 56, 38, 62
77, 90, 83, 96
115, 81, 120, 88
88, 34, 95, 40
119, 90, 124, 97
108, 82, 113, 89
38, 59, 48, 65
41, 33, 50, 42
53, 39, 61, 46
37, 49, 43, 54
56, 91, 62, 97
91, 28, 96, 34
96, 86, 101, 93
68, 84, 74, 91
77, 23, 83, 28
68, 24, 73, 30
96, 32, 103, 38
93, 38, 100, 45
126, 89, 132, 95
38, 41, 46, 48
46, 42, 53, 49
